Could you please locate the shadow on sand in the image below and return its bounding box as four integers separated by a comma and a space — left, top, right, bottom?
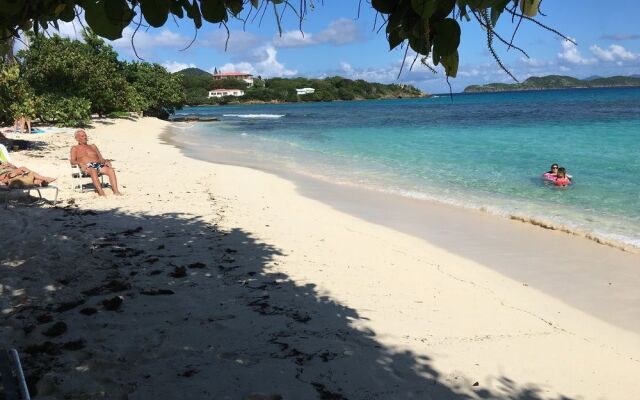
0, 204, 573, 400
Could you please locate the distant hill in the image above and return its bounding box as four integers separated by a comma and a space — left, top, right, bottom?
464, 75, 640, 93
173, 69, 427, 105
175, 68, 211, 78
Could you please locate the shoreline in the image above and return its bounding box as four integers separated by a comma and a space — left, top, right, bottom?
164, 116, 640, 254
2, 117, 639, 399
163, 125, 640, 334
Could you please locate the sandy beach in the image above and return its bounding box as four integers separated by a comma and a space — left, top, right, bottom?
1, 117, 639, 400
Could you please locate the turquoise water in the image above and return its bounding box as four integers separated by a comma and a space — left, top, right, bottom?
172, 88, 640, 249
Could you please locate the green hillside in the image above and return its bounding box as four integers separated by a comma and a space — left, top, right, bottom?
464, 75, 640, 93
175, 68, 214, 104
174, 70, 426, 105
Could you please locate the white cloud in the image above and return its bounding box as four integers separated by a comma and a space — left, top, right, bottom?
109, 28, 190, 58
590, 44, 638, 62
334, 55, 442, 84
273, 18, 361, 48
162, 61, 196, 73
520, 57, 549, 67
557, 38, 597, 65
213, 45, 296, 78
201, 30, 263, 53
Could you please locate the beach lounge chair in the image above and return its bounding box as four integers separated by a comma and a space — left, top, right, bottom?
0, 144, 59, 209
0, 348, 31, 400
71, 164, 105, 193
0, 143, 12, 164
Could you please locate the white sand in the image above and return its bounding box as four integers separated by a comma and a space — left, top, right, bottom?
1, 117, 639, 400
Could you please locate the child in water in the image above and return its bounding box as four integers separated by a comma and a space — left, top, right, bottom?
554, 167, 571, 186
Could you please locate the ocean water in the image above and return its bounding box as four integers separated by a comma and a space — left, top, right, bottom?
171, 87, 640, 250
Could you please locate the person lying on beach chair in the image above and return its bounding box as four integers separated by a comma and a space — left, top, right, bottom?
0, 160, 56, 187
69, 129, 123, 196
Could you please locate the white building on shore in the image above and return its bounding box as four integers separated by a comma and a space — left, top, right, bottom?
295, 87, 315, 95
208, 89, 245, 98
212, 71, 254, 87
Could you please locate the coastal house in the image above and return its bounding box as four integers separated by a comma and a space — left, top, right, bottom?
212, 71, 254, 87
208, 89, 245, 98
295, 87, 315, 95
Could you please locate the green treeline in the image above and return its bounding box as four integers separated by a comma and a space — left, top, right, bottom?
177, 68, 425, 105
464, 75, 640, 93
0, 31, 184, 127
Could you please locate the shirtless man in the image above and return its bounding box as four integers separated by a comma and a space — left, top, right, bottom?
70, 129, 122, 196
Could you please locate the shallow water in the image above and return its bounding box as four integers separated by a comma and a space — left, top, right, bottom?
172, 87, 640, 250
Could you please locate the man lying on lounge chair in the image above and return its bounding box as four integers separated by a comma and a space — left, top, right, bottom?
70, 129, 123, 196
0, 160, 56, 188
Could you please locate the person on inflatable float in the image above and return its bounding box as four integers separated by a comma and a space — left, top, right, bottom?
543, 164, 559, 181
554, 167, 571, 186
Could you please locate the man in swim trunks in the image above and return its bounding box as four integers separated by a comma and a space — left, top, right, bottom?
70, 129, 123, 196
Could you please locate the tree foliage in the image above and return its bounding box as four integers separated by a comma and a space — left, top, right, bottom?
0, 31, 184, 126
124, 62, 185, 119
0, 1, 567, 81
19, 31, 131, 116
178, 72, 424, 105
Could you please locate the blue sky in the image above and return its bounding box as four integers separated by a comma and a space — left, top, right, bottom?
56, 1, 640, 93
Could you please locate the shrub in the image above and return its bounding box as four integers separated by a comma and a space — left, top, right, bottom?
37, 95, 91, 126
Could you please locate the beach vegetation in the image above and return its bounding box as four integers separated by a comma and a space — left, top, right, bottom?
37, 95, 92, 127
0, 1, 569, 83
123, 62, 185, 119
0, 31, 184, 126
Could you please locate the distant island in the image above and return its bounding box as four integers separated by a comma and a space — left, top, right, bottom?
464, 75, 640, 93
176, 68, 426, 106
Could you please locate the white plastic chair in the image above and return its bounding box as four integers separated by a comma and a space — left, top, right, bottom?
71, 164, 105, 193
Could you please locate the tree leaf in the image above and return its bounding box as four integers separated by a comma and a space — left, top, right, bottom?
408, 34, 429, 54
105, 0, 134, 27
140, 0, 170, 27
200, 0, 227, 23
520, 0, 540, 17
170, 1, 185, 18
191, 0, 202, 28
464, 0, 501, 8
225, 0, 244, 16
410, 0, 435, 19
430, 0, 455, 20
432, 45, 440, 65
432, 18, 460, 56
371, 0, 398, 14
58, 4, 77, 23
490, 0, 510, 26
441, 50, 458, 77
388, 28, 404, 50
83, 0, 125, 40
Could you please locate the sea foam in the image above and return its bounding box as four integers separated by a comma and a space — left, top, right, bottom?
223, 114, 285, 119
